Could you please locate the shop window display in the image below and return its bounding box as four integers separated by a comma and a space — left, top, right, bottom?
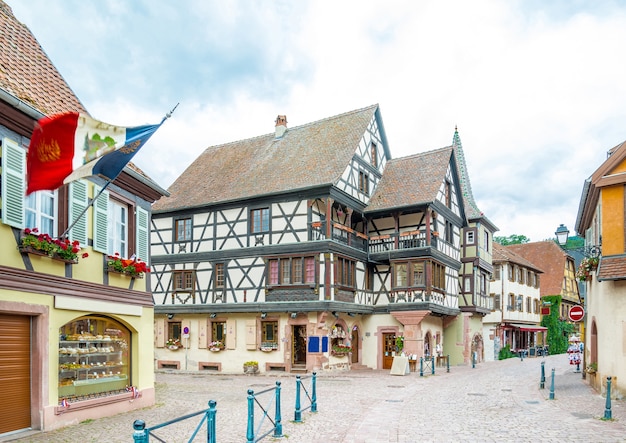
58, 316, 130, 402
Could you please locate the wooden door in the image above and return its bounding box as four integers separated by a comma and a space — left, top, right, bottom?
0, 314, 31, 434
382, 333, 395, 369
292, 325, 307, 365
351, 327, 359, 364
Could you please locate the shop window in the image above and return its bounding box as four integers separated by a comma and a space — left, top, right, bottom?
58, 316, 130, 403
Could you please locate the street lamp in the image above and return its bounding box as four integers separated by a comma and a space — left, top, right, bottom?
554, 224, 601, 258
555, 224, 570, 246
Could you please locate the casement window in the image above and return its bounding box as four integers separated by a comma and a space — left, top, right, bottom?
466, 230, 475, 245
108, 199, 128, 256
392, 261, 429, 289
173, 270, 195, 293
358, 171, 369, 195
212, 321, 226, 342
533, 299, 540, 314
516, 294, 523, 311
432, 262, 446, 291
508, 293, 515, 311
336, 256, 356, 288
93, 184, 149, 262
25, 190, 57, 235
526, 296, 532, 313
175, 217, 192, 241
508, 265, 514, 282
480, 273, 487, 295
493, 294, 501, 311
168, 321, 182, 342
267, 256, 316, 286
483, 231, 490, 252
371, 143, 377, 168
444, 180, 452, 208
494, 265, 501, 281
250, 207, 270, 233
444, 221, 454, 243
214, 263, 225, 289
261, 320, 278, 345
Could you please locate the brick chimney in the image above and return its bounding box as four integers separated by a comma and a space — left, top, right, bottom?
275, 115, 287, 138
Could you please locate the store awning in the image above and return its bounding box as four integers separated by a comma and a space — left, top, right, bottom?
507, 323, 547, 332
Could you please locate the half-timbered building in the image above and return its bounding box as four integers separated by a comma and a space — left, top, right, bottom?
151, 104, 491, 373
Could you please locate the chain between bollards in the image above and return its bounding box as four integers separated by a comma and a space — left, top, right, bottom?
604, 376, 612, 420
549, 368, 555, 400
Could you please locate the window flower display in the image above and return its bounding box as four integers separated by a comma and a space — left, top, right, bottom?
209, 341, 225, 351
107, 253, 149, 277
19, 228, 88, 263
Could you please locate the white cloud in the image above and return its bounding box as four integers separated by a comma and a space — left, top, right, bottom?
9, 0, 626, 242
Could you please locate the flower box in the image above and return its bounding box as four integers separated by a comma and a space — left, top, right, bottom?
18, 228, 86, 263
107, 265, 144, 278
208, 341, 225, 351
106, 253, 149, 278
18, 245, 78, 264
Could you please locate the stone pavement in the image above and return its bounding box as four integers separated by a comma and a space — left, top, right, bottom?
4, 354, 625, 443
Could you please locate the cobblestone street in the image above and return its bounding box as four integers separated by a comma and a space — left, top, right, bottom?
5, 354, 625, 443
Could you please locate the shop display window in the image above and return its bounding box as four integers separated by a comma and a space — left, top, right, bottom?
58, 315, 130, 402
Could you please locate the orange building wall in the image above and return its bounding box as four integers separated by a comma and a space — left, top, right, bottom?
601, 185, 625, 255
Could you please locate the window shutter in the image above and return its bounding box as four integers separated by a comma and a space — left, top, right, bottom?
136, 205, 149, 262
1, 138, 25, 228
68, 180, 88, 245
92, 185, 109, 253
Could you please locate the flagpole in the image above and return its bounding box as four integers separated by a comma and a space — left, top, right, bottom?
58, 104, 179, 240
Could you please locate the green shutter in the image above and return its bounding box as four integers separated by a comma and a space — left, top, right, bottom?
92, 185, 109, 253
136, 206, 149, 263
1, 138, 25, 228
68, 180, 88, 245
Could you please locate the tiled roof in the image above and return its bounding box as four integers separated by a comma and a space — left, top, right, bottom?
153, 105, 378, 211
0, 1, 86, 115
492, 242, 544, 273
506, 241, 571, 296
365, 147, 452, 212
597, 255, 626, 281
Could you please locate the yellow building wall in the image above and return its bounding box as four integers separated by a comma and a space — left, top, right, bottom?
601, 185, 624, 256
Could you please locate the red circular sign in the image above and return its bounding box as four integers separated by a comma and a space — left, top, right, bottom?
569, 306, 585, 322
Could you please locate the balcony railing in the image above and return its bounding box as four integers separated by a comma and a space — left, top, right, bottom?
309, 222, 459, 258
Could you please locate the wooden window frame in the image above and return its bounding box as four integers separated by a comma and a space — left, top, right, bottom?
211, 321, 226, 342
173, 269, 196, 294
267, 256, 317, 288
261, 320, 278, 344
250, 207, 270, 233
214, 263, 225, 289
358, 171, 369, 195
336, 256, 356, 289
370, 142, 377, 168
175, 217, 192, 242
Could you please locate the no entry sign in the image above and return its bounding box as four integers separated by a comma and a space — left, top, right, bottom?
569, 305, 585, 322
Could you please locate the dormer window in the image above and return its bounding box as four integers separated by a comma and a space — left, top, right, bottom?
371, 143, 377, 168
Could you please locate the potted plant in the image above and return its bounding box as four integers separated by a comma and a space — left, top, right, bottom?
243, 360, 259, 374
576, 257, 599, 282
19, 228, 88, 263
331, 343, 352, 356
585, 362, 598, 374
166, 338, 182, 350
209, 341, 225, 351
106, 253, 150, 278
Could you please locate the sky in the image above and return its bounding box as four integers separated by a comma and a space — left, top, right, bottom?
9, 0, 626, 242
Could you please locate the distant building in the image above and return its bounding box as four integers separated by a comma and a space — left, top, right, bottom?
484, 243, 544, 361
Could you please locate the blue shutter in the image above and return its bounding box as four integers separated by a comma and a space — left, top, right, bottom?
1, 138, 25, 228
136, 205, 149, 263
68, 180, 88, 245
92, 185, 109, 253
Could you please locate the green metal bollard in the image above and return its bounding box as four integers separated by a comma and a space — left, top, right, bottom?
549, 368, 555, 400
311, 372, 318, 413
133, 419, 148, 443
604, 376, 612, 420
207, 400, 217, 443
419, 357, 424, 376
294, 376, 302, 422
472, 351, 475, 368
540, 361, 545, 389
446, 354, 450, 373
246, 389, 255, 443
431, 356, 435, 375
274, 381, 283, 437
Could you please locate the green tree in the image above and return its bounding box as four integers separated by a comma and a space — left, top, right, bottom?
494, 234, 530, 245
540, 295, 574, 354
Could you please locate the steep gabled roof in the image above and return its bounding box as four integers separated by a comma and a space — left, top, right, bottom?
153, 105, 379, 212
506, 241, 571, 297
365, 146, 452, 212
492, 242, 544, 273
0, 1, 87, 115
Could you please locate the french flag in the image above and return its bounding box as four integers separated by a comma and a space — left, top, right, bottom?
26, 112, 163, 195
